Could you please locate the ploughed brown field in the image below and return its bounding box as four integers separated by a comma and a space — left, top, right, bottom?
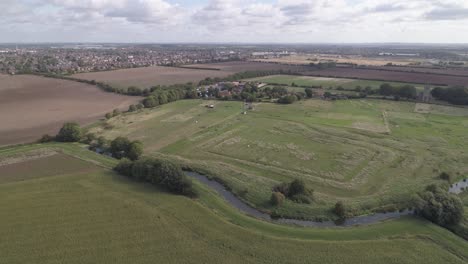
0, 74, 140, 146
303, 67, 468, 86
72, 62, 309, 89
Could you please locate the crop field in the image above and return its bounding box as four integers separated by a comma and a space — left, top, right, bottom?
1, 144, 467, 263
252, 54, 419, 66
71, 62, 308, 89
246, 74, 423, 90
0, 74, 140, 146
301, 67, 468, 86
91, 99, 468, 220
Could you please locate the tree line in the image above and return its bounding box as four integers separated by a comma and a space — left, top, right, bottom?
431, 86, 468, 105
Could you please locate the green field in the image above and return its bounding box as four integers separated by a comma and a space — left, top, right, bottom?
90, 99, 468, 221
246, 75, 424, 90
1, 144, 468, 263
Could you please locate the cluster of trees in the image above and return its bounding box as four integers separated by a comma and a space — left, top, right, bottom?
414, 184, 464, 227
109, 137, 143, 161
271, 179, 313, 205
309, 61, 337, 69
114, 158, 197, 197
142, 85, 195, 108
378, 83, 417, 99
39, 122, 85, 143
431, 86, 468, 105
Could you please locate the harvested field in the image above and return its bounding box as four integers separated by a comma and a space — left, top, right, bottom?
252, 54, 420, 66
0, 74, 140, 146
302, 67, 468, 86
72, 62, 310, 89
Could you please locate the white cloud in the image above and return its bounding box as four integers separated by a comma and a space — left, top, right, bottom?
1, 0, 468, 43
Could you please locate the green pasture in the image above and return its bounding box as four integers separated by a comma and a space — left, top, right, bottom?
1, 144, 467, 263
247, 75, 424, 90
90, 99, 468, 220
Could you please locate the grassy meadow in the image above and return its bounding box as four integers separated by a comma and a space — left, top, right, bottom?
246, 74, 424, 90
1, 144, 468, 263
90, 99, 468, 220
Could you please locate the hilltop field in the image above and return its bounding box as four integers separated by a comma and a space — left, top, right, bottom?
1, 143, 467, 263
0, 74, 139, 146
90, 99, 468, 220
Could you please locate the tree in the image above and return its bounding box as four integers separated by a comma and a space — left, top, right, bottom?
414, 184, 464, 227
110, 137, 131, 159
127, 141, 143, 161
379, 83, 395, 96
304, 88, 313, 98
56, 122, 82, 142
288, 179, 306, 197
270, 192, 285, 206
334, 201, 346, 219
398, 85, 417, 99
110, 137, 143, 161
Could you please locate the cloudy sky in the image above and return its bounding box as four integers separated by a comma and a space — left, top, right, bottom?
1, 0, 468, 43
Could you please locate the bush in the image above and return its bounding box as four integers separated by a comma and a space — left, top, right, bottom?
439, 172, 452, 182
270, 192, 285, 206
290, 194, 312, 204
56, 122, 82, 142
38, 134, 54, 143
128, 104, 138, 112
272, 179, 313, 204
277, 95, 297, 104
334, 201, 346, 219
304, 88, 313, 98
114, 158, 133, 176
105, 112, 113, 119
414, 184, 464, 227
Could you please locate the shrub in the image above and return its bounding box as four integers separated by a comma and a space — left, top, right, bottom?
277, 95, 297, 104
290, 194, 312, 204
439, 172, 452, 182
334, 201, 346, 219
38, 134, 54, 143
304, 88, 313, 98
272, 179, 313, 204
114, 158, 133, 176
270, 192, 285, 206
105, 112, 113, 119
128, 104, 138, 112
56, 122, 82, 142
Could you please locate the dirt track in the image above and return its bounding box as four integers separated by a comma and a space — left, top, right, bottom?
0, 74, 140, 146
